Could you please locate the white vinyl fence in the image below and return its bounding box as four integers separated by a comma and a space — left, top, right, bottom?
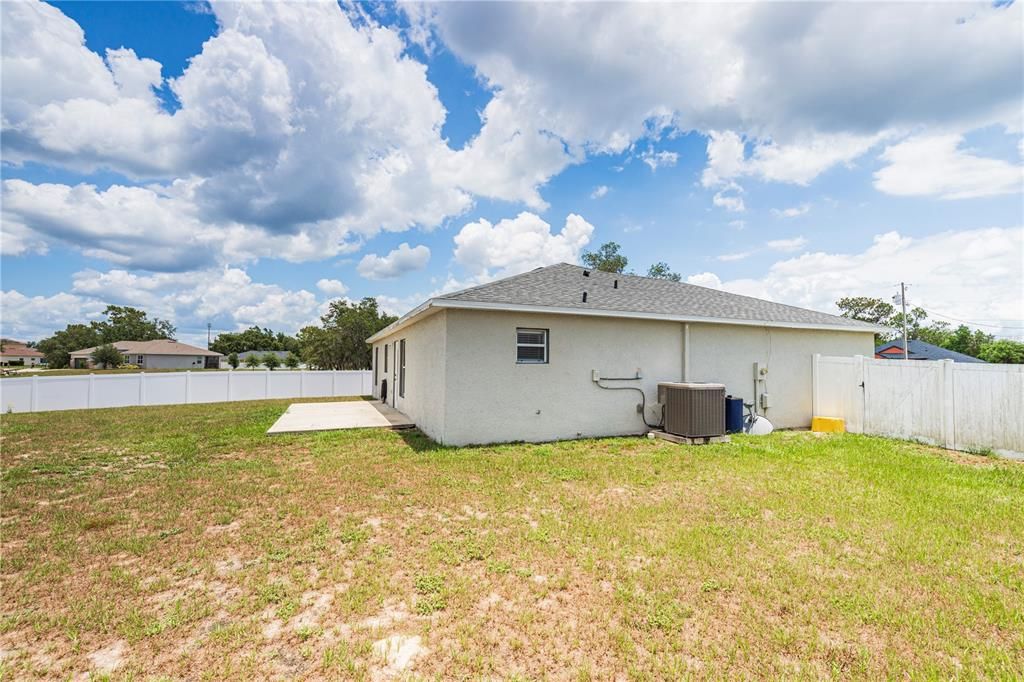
0, 370, 373, 414
812, 354, 1024, 458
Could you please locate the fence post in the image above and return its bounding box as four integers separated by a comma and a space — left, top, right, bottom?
185, 371, 192, 404
30, 375, 38, 412
299, 369, 304, 398
227, 369, 233, 401
265, 369, 270, 399
855, 355, 867, 435
139, 372, 146, 406
811, 353, 820, 417
88, 373, 95, 409
942, 360, 956, 451
332, 370, 337, 396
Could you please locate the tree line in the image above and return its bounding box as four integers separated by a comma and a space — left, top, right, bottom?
837, 297, 1023, 364
33, 297, 396, 371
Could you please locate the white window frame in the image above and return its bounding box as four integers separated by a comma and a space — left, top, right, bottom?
515, 328, 549, 364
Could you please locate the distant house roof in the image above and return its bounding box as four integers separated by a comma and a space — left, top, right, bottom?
369, 263, 885, 342
874, 339, 986, 363
69, 339, 221, 357
0, 340, 44, 358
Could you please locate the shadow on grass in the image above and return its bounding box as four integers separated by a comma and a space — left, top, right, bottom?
397, 428, 446, 452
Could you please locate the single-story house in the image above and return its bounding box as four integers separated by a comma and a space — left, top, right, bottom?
366, 263, 884, 446
874, 339, 986, 363
1, 340, 45, 366
69, 339, 222, 369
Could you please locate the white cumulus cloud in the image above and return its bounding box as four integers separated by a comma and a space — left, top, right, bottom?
453, 212, 594, 278
316, 279, 348, 296
357, 243, 431, 280
687, 227, 1024, 335
874, 134, 1024, 199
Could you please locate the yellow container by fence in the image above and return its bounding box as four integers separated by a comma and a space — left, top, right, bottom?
811, 416, 846, 433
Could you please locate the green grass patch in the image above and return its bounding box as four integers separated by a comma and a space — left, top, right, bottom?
1, 401, 1022, 679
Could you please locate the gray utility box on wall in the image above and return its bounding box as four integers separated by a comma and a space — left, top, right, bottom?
658, 382, 726, 438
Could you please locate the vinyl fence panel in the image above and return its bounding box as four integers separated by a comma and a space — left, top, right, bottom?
1, 370, 373, 414
813, 355, 1023, 458
953, 363, 1024, 455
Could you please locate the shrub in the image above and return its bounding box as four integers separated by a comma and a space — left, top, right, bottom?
262, 352, 281, 371
90, 344, 124, 369
244, 354, 262, 369
284, 352, 301, 369
227, 352, 239, 369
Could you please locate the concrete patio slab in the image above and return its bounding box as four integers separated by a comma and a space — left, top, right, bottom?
267, 400, 414, 435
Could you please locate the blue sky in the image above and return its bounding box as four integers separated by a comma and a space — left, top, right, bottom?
2, 1, 1022, 346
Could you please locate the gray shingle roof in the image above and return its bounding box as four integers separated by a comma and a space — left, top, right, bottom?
438, 263, 879, 331
875, 339, 986, 362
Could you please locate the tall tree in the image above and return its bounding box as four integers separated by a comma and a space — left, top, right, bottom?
97, 305, 175, 343
35, 324, 101, 369
299, 298, 396, 370
837, 297, 896, 327
581, 242, 629, 273
646, 262, 682, 282
946, 324, 994, 358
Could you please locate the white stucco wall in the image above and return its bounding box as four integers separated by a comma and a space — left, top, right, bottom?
1, 355, 43, 366
686, 323, 874, 429
370, 308, 874, 445
371, 310, 447, 441
441, 309, 684, 445
142, 354, 210, 369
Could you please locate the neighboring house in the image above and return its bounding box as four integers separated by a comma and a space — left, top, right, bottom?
366, 263, 883, 446
874, 339, 986, 363
0, 340, 45, 366
68, 339, 222, 369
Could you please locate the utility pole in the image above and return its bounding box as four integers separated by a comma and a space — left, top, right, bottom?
207, 322, 212, 349
898, 282, 909, 360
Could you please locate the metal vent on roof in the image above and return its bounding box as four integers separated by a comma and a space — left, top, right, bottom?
582, 292, 588, 303
613, 280, 618, 289
582, 270, 590, 277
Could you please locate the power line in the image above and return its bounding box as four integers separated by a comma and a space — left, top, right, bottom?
919, 307, 1024, 330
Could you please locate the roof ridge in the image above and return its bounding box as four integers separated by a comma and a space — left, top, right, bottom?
437, 263, 568, 300
538, 263, 874, 329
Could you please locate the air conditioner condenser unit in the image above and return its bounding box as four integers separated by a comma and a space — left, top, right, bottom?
657, 382, 726, 438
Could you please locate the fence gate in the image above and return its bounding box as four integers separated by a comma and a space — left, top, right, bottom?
812, 354, 1023, 458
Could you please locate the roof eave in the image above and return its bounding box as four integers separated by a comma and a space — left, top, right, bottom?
365, 298, 439, 343
366, 298, 886, 340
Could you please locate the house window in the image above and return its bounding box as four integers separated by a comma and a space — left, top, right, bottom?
516, 328, 548, 364
374, 347, 379, 386
399, 339, 406, 398
384, 344, 388, 372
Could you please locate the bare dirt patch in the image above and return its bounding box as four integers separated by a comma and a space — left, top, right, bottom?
372, 634, 426, 679
86, 640, 126, 675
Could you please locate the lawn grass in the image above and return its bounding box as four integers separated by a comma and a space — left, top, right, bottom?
1, 398, 1022, 679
